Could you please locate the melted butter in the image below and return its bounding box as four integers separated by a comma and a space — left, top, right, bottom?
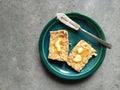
73, 55, 82, 62
77, 47, 83, 54
54, 38, 62, 52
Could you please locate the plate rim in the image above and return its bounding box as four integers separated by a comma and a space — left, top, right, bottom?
38, 12, 106, 80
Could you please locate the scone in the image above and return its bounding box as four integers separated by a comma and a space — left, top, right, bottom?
67, 40, 97, 72
48, 30, 69, 61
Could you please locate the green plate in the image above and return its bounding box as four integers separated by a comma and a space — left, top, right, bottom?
38, 12, 106, 80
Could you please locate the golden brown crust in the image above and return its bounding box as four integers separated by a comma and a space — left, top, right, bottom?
48, 30, 69, 61
67, 40, 97, 72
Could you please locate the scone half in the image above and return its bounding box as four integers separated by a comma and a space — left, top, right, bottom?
48, 30, 69, 62
67, 40, 97, 72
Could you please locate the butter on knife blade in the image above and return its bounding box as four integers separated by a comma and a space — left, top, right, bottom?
56, 13, 81, 30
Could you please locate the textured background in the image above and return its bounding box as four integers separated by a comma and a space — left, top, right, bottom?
0, 0, 120, 90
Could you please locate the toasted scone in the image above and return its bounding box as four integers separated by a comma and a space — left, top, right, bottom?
48, 30, 69, 61
67, 40, 97, 72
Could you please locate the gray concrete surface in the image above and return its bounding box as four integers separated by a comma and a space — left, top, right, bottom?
0, 0, 120, 90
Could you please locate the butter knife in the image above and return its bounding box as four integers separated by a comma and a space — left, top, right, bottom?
56, 13, 112, 49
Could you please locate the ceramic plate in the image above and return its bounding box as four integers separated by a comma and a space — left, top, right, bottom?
38, 12, 106, 80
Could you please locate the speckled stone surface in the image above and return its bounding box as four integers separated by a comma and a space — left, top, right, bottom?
0, 0, 120, 90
